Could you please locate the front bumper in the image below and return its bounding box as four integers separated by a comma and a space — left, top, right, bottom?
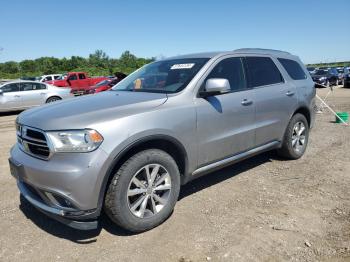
9, 144, 111, 230
17, 179, 98, 230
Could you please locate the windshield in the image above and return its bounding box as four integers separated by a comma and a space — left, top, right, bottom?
56, 73, 67, 80
315, 69, 327, 75
112, 58, 209, 93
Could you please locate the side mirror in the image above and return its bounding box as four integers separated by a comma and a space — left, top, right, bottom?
200, 78, 231, 97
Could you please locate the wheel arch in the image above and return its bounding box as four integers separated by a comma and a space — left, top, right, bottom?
46, 95, 62, 103
293, 106, 311, 127
96, 135, 189, 213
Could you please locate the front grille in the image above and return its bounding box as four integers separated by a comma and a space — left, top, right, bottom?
17, 125, 51, 160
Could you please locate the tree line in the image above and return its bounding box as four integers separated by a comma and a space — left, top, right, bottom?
0, 50, 155, 79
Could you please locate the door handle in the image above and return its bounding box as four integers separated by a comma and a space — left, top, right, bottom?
14, 95, 20, 98
286, 91, 295, 96
241, 99, 253, 106
40, 93, 46, 95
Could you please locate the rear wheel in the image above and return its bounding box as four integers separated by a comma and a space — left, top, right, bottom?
46, 96, 61, 103
277, 113, 309, 159
104, 149, 180, 232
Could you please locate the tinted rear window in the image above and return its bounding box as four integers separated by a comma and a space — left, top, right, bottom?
245, 57, 284, 88
278, 58, 307, 80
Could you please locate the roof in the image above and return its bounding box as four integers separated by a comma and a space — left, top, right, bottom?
163, 48, 295, 61
233, 48, 291, 56
0, 80, 45, 86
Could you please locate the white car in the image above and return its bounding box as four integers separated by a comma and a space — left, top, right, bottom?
37, 74, 62, 82
0, 81, 72, 112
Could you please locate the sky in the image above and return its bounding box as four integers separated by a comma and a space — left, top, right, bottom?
0, 0, 349, 64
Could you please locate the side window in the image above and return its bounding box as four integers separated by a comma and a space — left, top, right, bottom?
278, 58, 307, 80
205, 57, 246, 92
1, 83, 20, 93
21, 83, 35, 91
36, 83, 47, 90
245, 57, 284, 88
21, 83, 46, 91
68, 74, 78, 81
44, 76, 52, 81
78, 73, 86, 80
54, 75, 60, 80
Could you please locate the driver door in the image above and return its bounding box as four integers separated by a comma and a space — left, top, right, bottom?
195, 57, 256, 166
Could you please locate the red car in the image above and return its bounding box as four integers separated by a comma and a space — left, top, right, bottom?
47, 72, 108, 89
72, 74, 127, 96
85, 78, 117, 94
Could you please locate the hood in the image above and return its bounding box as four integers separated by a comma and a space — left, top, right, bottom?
18, 91, 168, 130
312, 74, 327, 79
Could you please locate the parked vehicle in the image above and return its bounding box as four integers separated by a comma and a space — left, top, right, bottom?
344, 68, 350, 88
307, 66, 316, 75
336, 67, 350, 86
312, 68, 339, 86
46, 72, 108, 88
75, 76, 126, 95
37, 74, 62, 82
20, 76, 38, 81
0, 81, 72, 112
9, 49, 315, 232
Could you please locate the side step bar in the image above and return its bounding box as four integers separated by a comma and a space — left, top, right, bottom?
192, 141, 280, 177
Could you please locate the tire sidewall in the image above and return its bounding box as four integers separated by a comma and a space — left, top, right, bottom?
46, 97, 60, 103
285, 114, 309, 159
107, 150, 180, 231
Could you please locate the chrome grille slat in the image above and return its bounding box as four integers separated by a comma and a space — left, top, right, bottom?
22, 134, 46, 144
21, 137, 47, 146
17, 125, 51, 160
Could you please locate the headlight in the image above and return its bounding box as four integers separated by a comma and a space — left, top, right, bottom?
319, 77, 326, 81
46, 129, 103, 153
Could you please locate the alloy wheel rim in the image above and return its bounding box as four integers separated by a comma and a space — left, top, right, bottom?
127, 164, 172, 218
292, 121, 306, 153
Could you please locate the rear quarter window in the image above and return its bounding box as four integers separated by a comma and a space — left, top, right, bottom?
278, 58, 307, 80
245, 57, 284, 88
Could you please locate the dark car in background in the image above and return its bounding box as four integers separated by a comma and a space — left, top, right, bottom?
307, 66, 316, 75
336, 67, 349, 85
343, 68, 350, 88
312, 68, 339, 87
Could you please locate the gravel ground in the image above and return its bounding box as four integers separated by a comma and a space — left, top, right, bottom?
0, 87, 349, 262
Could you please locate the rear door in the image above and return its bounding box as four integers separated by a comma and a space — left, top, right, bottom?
195, 56, 256, 166
20, 82, 48, 107
0, 83, 22, 111
245, 56, 298, 146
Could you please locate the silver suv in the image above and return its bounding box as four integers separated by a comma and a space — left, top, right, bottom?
9, 49, 315, 232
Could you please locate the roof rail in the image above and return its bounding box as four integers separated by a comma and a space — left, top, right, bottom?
233, 48, 291, 55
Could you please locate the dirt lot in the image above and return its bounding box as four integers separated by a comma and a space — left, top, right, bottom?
0, 87, 349, 262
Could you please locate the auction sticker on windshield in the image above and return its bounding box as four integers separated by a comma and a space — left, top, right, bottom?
170, 63, 195, 70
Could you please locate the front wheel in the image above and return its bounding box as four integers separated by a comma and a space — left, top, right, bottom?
277, 113, 309, 159
104, 149, 180, 232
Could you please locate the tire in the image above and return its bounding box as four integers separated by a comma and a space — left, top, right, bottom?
46, 96, 61, 103
104, 149, 181, 232
277, 113, 309, 160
